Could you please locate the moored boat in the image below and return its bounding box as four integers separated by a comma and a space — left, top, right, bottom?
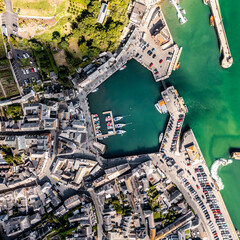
116, 130, 126, 135
159, 133, 163, 143
210, 15, 214, 26
114, 116, 123, 122
115, 123, 126, 128
119, 65, 126, 71
176, 62, 180, 70
92, 88, 99, 93
155, 100, 168, 114
203, 0, 208, 5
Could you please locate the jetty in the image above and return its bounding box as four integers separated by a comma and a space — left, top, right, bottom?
208, 0, 233, 68
91, 111, 116, 139
170, 0, 187, 24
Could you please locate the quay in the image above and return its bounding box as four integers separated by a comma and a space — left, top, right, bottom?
91, 111, 116, 139
153, 85, 238, 240
208, 0, 233, 68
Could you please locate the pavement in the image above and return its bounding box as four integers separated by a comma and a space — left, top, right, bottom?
2, 0, 18, 36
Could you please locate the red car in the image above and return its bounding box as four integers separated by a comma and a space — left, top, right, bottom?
196, 185, 200, 190
159, 59, 163, 64
31, 68, 34, 73
149, 62, 153, 68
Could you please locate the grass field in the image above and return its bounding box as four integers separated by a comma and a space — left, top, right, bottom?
12, 0, 66, 17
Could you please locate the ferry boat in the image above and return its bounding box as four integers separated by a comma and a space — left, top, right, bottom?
210, 15, 214, 26
119, 65, 126, 71
114, 116, 123, 122
115, 123, 126, 128
92, 88, 99, 93
116, 130, 126, 135
175, 62, 180, 70
159, 133, 163, 143
203, 0, 208, 5
155, 100, 168, 114
231, 152, 240, 159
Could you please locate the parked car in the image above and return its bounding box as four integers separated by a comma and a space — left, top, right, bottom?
152, 54, 156, 59
149, 62, 153, 68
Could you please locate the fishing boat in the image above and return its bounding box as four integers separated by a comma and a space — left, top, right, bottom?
231, 152, 240, 160
159, 133, 163, 143
114, 116, 123, 122
115, 123, 126, 128
203, 0, 208, 5
210, 15, 214, 26
116, 130, 126, 135
119, 65, 126, 71
92, 88, 99, 93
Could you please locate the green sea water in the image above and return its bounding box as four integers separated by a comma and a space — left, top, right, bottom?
88, 0, 240, 232
161, 0, 240, 232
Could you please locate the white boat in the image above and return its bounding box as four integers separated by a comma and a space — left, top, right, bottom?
116, 130, 126, 135
155, 100, 168, 114
115, 123, 126, 128
92, 88, 99, 93
114, 116, 123, 122
98, 137, 103, 140
119, 65, 126, 71
159, 133, 163, 143
108, 130, 114, 134
105, 116, 111, 121
203, 0, 208, 5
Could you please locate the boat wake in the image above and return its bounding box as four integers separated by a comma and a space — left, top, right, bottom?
210, 158, 232, 190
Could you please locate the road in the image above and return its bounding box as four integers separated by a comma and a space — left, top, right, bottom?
89, 188, 103, 240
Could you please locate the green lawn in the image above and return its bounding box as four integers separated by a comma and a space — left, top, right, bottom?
12, 0, 66, 17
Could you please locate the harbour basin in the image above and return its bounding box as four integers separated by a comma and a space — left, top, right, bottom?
88, 59, 168, 158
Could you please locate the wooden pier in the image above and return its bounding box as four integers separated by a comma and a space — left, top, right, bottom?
91, 111, 116, 139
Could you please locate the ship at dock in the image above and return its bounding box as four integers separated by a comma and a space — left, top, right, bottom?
231, 152, 240, 159
155, 100, 168, 114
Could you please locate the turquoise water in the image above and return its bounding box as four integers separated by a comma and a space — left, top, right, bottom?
88, 0, 240, 232
88, 60, 168, 158
161, 0, 240, 231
